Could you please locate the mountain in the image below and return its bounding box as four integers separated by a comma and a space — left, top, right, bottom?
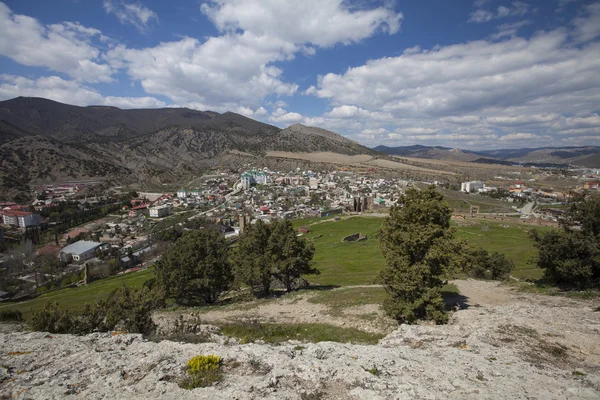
0, 97, 374, 201
374, 144, 600, 167
373, 145, 482, 162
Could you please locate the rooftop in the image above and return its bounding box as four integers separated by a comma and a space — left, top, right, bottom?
60, 241, 102, 255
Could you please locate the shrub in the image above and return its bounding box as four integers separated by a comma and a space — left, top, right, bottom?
27, 285, 165, 335
179, 355, 223, 389
0, 309, 23, 322
465, 248, 514, 280
530, 230, 600, 289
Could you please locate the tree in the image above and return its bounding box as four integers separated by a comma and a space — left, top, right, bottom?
268, 220, 318, 292
233, 220, 317, 296
531, 194, 600, 289
233, 221, 274, 297
464, 247, 514, 281
154, 230, 233, 305
530, 230, 599, 288
378, 187, 462, 324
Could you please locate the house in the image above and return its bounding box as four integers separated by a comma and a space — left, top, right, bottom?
1, 211, 41, 228
584, 181, 599, 190
177, 189, 188, 198
59, 241, 102, 262
149, 205, 172, 218
461, 181, 484, 193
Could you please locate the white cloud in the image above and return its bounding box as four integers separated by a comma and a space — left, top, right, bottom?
0, 74, 165, 108
304, 8, 600, 149
200, 0, 402, 47
269, 108, 304, 124
104, 0, 402, 111
572, 3, 600, 43
103, 0, 158, 32
498, 132, 540, 141
0, 3, 113, 83
469, 1, 530, 23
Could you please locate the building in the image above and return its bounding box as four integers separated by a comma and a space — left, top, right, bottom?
59, 241, 102, 262
461, 181, 485, 193
149, 205, 172, 218
584, 181, 599, 190
177, 189, 188, 198
1, 211, 41, 228
241, 171, 268, 189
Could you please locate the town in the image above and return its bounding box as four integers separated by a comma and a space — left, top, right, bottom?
0, 163, 598, 302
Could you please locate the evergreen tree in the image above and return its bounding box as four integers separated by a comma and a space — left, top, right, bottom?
378, 186, 462, 324
154, 230, 233, 305
234, 220, 317, 296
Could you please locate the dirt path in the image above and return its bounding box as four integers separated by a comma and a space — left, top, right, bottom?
452, 279, 518, 306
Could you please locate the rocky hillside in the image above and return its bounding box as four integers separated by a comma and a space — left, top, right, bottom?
374, 144, 600, 167
1, 281, 599, 399
0, 97, 374, 200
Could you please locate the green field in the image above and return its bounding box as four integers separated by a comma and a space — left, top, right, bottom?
0, 269, 154, 317
439, 188, 515, 213
454, 221, 552, 280
296, 216, 549, 283
295, 217, 385, 285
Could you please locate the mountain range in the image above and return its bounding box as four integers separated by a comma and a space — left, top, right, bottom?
373, 145, 600, 168
0, 97, 373, 201
2, 96, 598, 202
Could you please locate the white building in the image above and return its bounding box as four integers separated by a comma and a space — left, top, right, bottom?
177, 189, 188, 199
149, 205, 172, 218
59, 241, 102, 262
2, 211, 41, 228
241, 171, 268, 189
309, 177, 319, 190
461, 181, 485, 193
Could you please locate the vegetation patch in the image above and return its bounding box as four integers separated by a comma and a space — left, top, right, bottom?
307, 287, 387, 311
219, 322, 384, 345
179, 355, 223, 389
0, 309, 23, 322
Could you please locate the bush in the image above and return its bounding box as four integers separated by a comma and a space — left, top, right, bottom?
233, 220, 317, 297
0, 309, 23, 322
465, 248, 514, 280
27, 285, 165, 335
179, 355, 223, 389
530, 230, 600, 289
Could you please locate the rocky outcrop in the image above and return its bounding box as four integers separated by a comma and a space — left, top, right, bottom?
1, 281, 600, 399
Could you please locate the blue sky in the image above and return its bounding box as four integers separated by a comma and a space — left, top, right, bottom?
0, 0, 599, 149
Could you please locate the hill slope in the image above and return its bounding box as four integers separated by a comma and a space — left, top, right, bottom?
375, 144, 600, 167
0, 97, 374, 200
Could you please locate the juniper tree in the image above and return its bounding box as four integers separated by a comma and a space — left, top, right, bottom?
378, 186, 463, 324
154, 229, 233, 305
234, 220, 317, 296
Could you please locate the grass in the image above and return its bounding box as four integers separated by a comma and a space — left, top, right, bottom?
307, 287, 388, 310
0, 269, 154, 317
293, 217, 385, 285
219, 322, 384, 345
454, 220, 552, 280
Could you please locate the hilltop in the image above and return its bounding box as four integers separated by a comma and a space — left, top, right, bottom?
1, 280, 599, 399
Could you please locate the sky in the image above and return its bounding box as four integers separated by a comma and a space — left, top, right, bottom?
0, 0, 599, 150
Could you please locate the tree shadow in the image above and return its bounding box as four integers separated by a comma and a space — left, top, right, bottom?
442, 290, 470, 310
